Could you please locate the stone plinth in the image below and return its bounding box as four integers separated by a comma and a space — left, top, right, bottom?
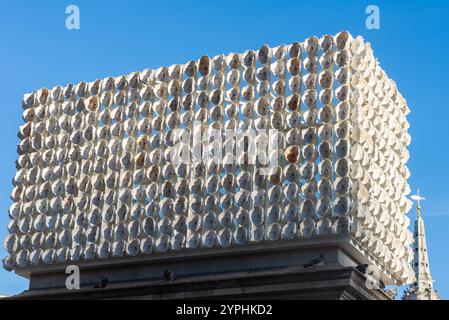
12, 244, 389, 300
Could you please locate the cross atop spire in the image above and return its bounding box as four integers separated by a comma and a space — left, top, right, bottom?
411, 189, 426, 216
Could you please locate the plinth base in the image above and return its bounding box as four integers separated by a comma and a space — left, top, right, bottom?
11, 244, 390, 300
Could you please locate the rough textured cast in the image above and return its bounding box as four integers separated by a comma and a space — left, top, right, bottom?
3, 32, 414, 284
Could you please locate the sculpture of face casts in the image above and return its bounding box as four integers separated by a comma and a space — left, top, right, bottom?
4, 34, 413, 284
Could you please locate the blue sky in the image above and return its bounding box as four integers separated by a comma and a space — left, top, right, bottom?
0, 0, 448, 298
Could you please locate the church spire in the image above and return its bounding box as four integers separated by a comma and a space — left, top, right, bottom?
403, 190, 440, 300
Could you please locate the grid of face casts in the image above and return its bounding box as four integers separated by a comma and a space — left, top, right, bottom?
3, 32, 413, 284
